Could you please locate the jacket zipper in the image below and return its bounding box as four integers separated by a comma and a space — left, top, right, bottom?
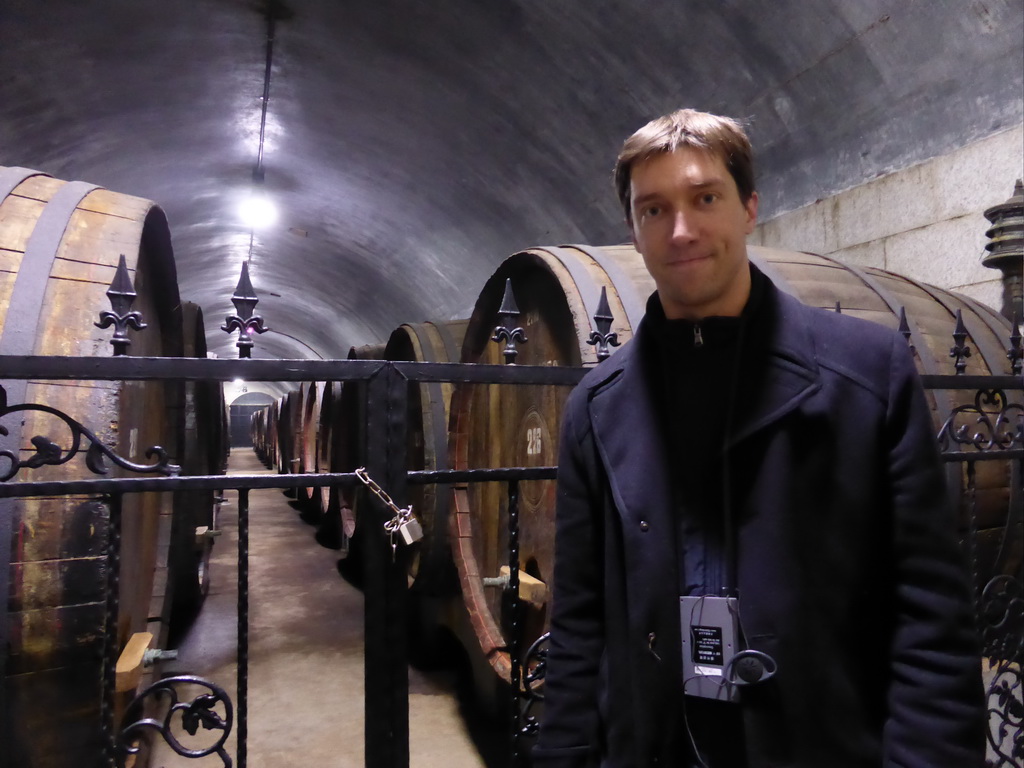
693, 324, 704, 347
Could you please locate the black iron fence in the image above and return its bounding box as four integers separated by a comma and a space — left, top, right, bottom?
0, 267, 1022, 768
0, 354, 581, 768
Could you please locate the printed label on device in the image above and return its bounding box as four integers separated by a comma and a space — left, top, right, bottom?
692, 625, 725, 666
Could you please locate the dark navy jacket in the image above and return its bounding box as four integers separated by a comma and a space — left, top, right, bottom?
533, 267, 985, 768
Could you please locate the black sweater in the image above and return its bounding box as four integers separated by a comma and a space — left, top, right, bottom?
643, 266, 770, 768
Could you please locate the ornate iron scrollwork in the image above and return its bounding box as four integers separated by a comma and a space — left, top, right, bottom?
981, 577, 1024, 767
986, 663, 1024, 768
0, 385, 180, 481
118, 675, 234, 767
936, 389, 1024, 452
520, 631, 550, 737
981, 576, 1024, 668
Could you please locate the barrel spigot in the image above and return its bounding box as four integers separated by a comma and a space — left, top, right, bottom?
143, 648, 179, 667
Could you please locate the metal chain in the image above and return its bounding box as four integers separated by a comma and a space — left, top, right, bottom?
354, 467, 413, 532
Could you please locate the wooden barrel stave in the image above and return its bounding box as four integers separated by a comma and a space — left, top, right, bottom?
6, 663, 103, 766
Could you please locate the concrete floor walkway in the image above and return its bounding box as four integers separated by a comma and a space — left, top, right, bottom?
151, 448, 501, 768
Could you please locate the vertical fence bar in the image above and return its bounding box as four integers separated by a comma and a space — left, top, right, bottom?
238, 488, 250, 768
964, 460, 981, 626
386, 366, 411, 768
101, 493, 122, 767
0, 409, 18, 768
364, 364, 410, 768
365, 369, 390, 767
1, 383, 32, 768
507, 480, 523, 767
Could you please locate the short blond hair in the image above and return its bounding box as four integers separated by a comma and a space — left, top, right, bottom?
614, 109, 755, 221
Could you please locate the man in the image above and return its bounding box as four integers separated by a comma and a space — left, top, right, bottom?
533, 109, 985, 767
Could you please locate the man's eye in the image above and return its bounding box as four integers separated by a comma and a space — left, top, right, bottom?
699, 193, 718, 205
643, 205, 662, 217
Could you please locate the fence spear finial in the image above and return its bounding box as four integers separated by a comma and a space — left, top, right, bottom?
491, 278, 527, 365
950, 308, 972, 375
587, 286, 620, 362
897, 306, 915, 355
95, 254, 147, 356
221, 261, 269, 358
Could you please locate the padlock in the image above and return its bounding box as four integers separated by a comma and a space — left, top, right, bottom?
396, 515, 423, 546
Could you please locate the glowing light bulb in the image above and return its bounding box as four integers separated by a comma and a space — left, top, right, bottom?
238, 192, 278, 229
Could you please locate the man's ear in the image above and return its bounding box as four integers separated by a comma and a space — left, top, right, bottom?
744, 191, 759, 235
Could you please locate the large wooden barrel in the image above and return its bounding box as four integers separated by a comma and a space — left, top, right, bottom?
268, 397, 282, 471
168, 302, 228, 626
252, 398, 280, 470
295, 380, 323, 517
315, 381, 342, 518
252, 407, 267, 461
314, 343, 386, 552
269, 395, 286, 472
384, 320, 468, 595
450, 243, 1019, 683
277, 388, 305, 496
0, 167, 183, 766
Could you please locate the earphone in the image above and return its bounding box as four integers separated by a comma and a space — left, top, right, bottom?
723, 648, 777, 685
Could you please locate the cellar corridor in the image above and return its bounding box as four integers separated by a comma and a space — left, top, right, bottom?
153, 448, 499, 767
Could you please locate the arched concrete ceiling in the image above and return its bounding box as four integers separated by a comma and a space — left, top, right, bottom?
2, 0, 1021, 361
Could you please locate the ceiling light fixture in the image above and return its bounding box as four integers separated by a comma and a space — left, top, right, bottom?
238, 191, 278, 229
243, 1, 282, 259
252, 2, 278, 186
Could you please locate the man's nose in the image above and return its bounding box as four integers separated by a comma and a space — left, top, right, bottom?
670, 210, 698, 242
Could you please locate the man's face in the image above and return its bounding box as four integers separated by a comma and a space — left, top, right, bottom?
629, 146, 758, 320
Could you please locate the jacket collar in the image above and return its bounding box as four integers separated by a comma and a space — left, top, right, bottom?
585, 265, 822, 531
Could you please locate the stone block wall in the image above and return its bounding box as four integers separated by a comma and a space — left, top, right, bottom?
752, 123, 1023, 314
